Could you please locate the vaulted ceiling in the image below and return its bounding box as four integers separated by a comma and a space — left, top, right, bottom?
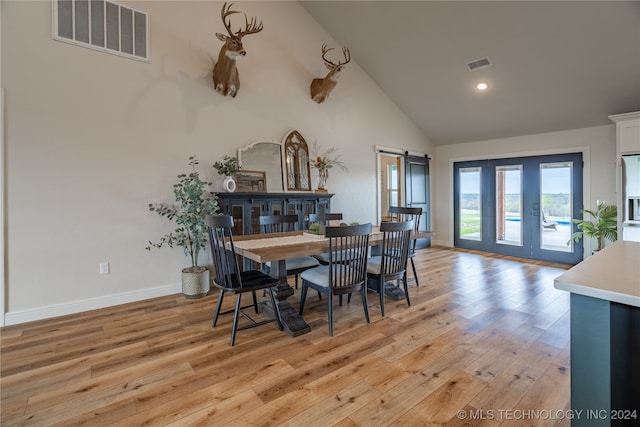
302, 1, 640, 145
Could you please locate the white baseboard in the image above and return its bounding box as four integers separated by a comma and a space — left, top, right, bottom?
431, 239, 453, 247
4, 283, 182, 326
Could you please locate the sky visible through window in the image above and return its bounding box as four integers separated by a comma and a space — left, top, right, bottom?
460, 166, 570, 194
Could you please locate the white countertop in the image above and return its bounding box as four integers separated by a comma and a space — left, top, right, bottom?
554, 240, 640, 307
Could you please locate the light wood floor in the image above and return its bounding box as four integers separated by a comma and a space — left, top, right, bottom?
1, 247, 572, 426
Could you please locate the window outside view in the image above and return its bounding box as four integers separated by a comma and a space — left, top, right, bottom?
540, 162, 573, 252
459, 162, 573, 253
459, 167, 482, 241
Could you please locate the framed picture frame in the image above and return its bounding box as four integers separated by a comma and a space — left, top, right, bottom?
235, 170, 267, 193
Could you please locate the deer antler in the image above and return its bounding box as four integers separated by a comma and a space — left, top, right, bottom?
321, 43, 351, 68
238, 14, 263, 37
220, 2, 263, 38
220, 2, 241, 37
340, 47, 351, 66
321, 43, 337, 67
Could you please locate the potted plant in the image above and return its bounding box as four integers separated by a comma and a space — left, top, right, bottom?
309, 142, 348, 193
213, 155, 240, 192
147, 156, 219, 298
568, 202, 618, 253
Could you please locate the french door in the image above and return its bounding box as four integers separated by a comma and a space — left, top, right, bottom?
454, 153, 583, 264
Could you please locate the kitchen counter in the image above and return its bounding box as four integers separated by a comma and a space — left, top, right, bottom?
554, 240, 640, 426
554, 240, 640, 307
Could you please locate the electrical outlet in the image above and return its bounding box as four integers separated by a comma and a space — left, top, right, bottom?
99, 262, 110, 275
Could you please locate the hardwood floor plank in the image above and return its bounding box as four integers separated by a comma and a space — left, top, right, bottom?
278, 380, 381, 427
348, 346, 482, 426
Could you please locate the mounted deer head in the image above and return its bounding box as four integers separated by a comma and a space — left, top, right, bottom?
310, 43, 351, 104
213, 2, 263, 98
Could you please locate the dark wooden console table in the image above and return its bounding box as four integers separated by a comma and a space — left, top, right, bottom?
214, 192, 333, 235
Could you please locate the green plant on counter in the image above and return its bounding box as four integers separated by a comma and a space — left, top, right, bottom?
147, 156, 219, 270
568, 202, 618, 251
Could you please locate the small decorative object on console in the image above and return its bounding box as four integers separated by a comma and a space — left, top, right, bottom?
309, 141, 348, 193
213, 155, 241, 192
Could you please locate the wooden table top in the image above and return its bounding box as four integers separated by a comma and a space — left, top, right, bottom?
232, 227, 433, 264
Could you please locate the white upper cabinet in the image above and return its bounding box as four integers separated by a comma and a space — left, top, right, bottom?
610, 112, 640, 154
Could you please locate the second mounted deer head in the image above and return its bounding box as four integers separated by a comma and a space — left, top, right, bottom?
310, 43, 351, 104
213, 2, 263, 98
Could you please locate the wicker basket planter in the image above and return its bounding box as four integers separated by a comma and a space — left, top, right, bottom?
182, 267, 210, 299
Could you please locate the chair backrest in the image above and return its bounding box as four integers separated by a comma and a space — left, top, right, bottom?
379, 220, 413, 278
206, 215, 242, 289
259, 214, 300, 233
388, 206, 422, 253
388, 206, 421, 230
309, 212, 343, 226
325, 223, 372, 294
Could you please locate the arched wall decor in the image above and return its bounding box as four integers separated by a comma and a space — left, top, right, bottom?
282, 130, 312, 192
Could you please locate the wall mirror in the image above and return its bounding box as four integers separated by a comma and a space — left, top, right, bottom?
283, 130, 312, 192
237, 141, 284, 192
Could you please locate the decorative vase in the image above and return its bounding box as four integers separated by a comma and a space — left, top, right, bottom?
316, 168, 329, 192
223, 175, 236, 192
182, 267, 210, 299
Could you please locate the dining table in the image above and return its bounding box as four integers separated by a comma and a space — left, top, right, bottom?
231, 226, 434, 337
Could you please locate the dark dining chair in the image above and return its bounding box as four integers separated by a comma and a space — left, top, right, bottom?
299, 223, 372, 337
366, 220, 413, 316
308, 212, 343, 226
388, 206, 422, 286
206, 215, 283, 346
259, 214, 320, 288
308, 213, 344, 265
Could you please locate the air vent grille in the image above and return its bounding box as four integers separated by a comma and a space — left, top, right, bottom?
466, 57, 492, 71
53, 0, 150, 62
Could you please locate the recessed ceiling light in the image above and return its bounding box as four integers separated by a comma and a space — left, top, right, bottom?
476, 82, 489, 91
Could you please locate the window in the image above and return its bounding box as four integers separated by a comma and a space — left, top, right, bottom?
53, 0, 150, 62
458, 167, 482, 241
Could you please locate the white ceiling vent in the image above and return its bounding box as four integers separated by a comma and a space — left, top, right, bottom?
466, 57, 492, 71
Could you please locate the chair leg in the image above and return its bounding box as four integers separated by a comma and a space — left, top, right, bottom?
213, 289, 225, 327
362, 287, 370, 323
252, 290, 259, 314
299, 284, 308, 315
403, 276, 411, 307
268, 288, 284, 331
380, 279, 385, 317
328, 294, 334, 337
410, 257, 419, 286
231, 293, 242, 346
295, 274, 299, 289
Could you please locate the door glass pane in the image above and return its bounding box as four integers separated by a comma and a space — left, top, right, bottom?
459, 167, 481, 240
388, 164, 399, 207
540, 162, 572, 252
496, 165, 522, 246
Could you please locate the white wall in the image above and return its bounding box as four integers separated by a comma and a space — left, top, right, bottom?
2, 1, 432, 324
433, 124, 617, 256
